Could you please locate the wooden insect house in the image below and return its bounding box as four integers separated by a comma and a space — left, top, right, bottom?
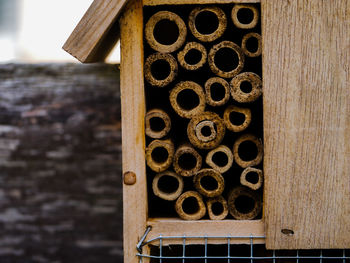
64, 0, 350, 262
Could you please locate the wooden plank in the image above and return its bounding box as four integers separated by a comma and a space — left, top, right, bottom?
63, 0, 127, 63
147, 219, 265, 245
143, 0, 260, 5
262, 0, 350, 249
120, 0, 148, 263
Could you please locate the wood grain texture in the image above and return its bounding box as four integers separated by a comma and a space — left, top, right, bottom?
143, 0, 260, 5
262, 0, 350, 249
120, 0, 148, 262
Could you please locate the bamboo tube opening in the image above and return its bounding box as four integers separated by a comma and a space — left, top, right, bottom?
240, 167, 263, 190
207, 196, 228, 220
146, 139, 175, 172
152, 171, 184, 201
170, 81, 205, 118
208, 41, 245, 78
145, 109, 171, 139
233, 134, 263, 168
228, 186, 262, 220
205, 77, 230, 107
241, 32, 262, 57
145, 11, 187, 53
175, 191, 206, 220
206, 145, 233, 173
193, 168, 225, 197
231, 4, 259, 29
189, 7, 227, 42
145, 53, 178, 87
195, 120, 217, 143
230, 72, 262, 103
173, 144, 202, 177
177, 42, 207, 71
223, 105, 251, 132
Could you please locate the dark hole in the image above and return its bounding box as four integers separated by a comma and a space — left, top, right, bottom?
238, 140, 258, 161
281, 229, 294, 235
151, 59, 170, 80
177, 89, 200, 110
212, 151, 228, 167
240, 81, 252, 93
158, 175, 179, 193
200, 176, 218, 191
178, 153, 197, 170
195, 11, 219, 35
234, 195, 255, 214
201, 125, 212, 137
153, 19, 179, 45
182, 196, 199, 214
246, 36, 258, 53
151, 146, 169, 164
149, 117, 165, 132
184, 48, 202, 65
211, 202, 224, 216
237, 8, 254, 25
214, 48, 239, 72
229, 111, 246, 126
210, 82, 226, 101
246, 171, 259, 184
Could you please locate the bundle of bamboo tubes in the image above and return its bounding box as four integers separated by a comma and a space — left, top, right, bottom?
144, 3, 263, 220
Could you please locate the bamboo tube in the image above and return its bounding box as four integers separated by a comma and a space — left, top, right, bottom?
206, 196, 229, 220
145, 139, 175, 172
187, 111, 225, 150
188, 6, 227, 42
240, 167, 263, 190
193, 168, 225, 198
175, 191, 206, 220
205, 145, 233, 173
145, 11, 187, 53
144, 52, 178, 87
231, 4, 259, 29
223, 105, 251, 133
152, 170, 184, 201
233, 134, 263, 168
241, 32, 262, 57
230, 72, 262, 103
208, 41, 245, 78
204, 77, 230, 107
169, 81, 206, 119
177, 42, 207, 71
173, 144, 202, 177
228, 186, 262, 220
145, 109, 171, 139
195, 120, 217, 142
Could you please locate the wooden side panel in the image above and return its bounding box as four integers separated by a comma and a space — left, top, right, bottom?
262, 0, 350, 249
120, 0, 148, 262
143, 0, 259, 6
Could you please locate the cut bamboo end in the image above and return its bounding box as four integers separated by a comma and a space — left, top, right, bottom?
241, 32, 262, 57
193, 168, 225, 198
206, 196, 229, 220
187, 111, 226, 150
231, 4, 259, 29
145, 11, 187, 53
175, 191, 206, 220
240, 167, 263, 190
233, 134, 263, 168
208, 41, 245, 78
205, 77, 230, 107
230, 72, 262, 103
145, 53, 178, 87
152, 170, 184, 201
146, 139, 175, 172
228, 186, 262, 220
188, 6, 227, 42
205, 145, 233, 173
195, 120, 217, 142
145, 109, 171, 139
169, 81, 206, 118
223, 105, 252, 132
173, 144, 202, 177
177, 42, 207, 71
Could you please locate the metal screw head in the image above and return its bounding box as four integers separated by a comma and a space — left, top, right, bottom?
123, 171, 136, 185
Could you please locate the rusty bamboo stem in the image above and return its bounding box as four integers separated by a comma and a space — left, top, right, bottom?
240, 167, 263, 190
206, 196, 229, 220
145, 139, 175, 172
177, 42, 207, 71
145, 108, 171, 139
193, 168, 225, 198
205, 145, 233, 173
204, 77, 230, 107
230, 72, 262, 103
231, 4, 259, 29
173, 144, 202, 177
152, 170, 184, 201
223, 105, 252, 132
233, 134, 263, 168
175, 191, 206, 220
241, 32, 262, 57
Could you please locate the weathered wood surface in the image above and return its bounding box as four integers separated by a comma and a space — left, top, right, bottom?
0, 63, 123, 262
262, 0, 350, 249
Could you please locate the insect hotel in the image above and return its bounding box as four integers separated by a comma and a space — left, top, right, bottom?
64, 0, 350, 262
